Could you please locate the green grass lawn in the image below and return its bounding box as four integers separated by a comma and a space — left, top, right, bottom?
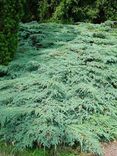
0, 142, 76, 156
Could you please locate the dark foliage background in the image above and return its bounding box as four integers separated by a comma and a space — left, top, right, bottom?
34, 0, 117, 23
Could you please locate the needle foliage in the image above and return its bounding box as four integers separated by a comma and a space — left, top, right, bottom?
0, 0, 24, 65
0, 21, 117, 155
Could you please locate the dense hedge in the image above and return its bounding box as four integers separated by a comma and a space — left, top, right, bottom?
0, 0, 24, 65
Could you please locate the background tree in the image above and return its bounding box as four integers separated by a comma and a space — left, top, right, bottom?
22, 0, 39, 22
0, 0, 24, 64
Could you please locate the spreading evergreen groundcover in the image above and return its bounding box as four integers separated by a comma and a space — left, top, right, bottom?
0, 21, 117, 155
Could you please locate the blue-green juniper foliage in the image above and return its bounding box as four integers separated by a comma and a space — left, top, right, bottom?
0, 21, 117, 155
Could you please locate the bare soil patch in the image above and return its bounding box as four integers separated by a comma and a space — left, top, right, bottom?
102, 141, 117, 156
